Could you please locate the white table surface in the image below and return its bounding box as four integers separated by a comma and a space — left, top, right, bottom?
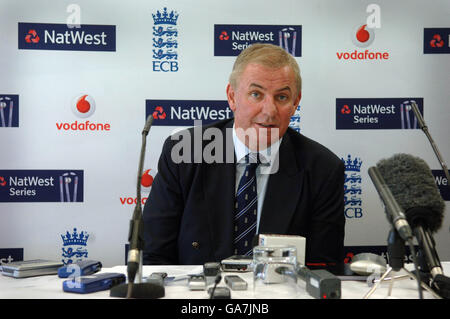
1, 263, 449, 299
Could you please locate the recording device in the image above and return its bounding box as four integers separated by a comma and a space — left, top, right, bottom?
376, 154, 447, 294
350, 253, 387, 276
224, 275, 248, 291
188, 274, 206, 291
258, 234, 306, 265
57, 260, 102, 278
296, 265, 341, 299
203, 262, 221, 277
63, 272, 126, 294
276, 264, 341, 299
110, 115, 164, 299
208, 286, 231, 299
145, 272, 167, 286
368, 166, 414, 242
1, 260, 64, 278
221, 255, 253, 272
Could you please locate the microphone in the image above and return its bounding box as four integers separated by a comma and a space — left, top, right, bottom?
127, 115, 154, 277
367, 166, 414, 242
410, 101, 450, 187
376, 154, 446, 281
110, 115, 164, 299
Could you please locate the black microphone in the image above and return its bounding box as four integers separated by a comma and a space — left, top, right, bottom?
410, 101, 450, 188
110, 115, 164, 299
376, 153, 446, 280
368, 166, 414, 242
127, 115, 154, 284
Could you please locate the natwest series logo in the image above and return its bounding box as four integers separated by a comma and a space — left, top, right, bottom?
214, 25, 302, 57
152, 7, 179, 72
146, 100, 232, 126
424, 28, 450, 54
336, 24, 389, 61
56, 94, 111, 132
0, 95, 19, 127
0, 170, 84, 202
336, 98, 424, 130
18, 22, 116, 51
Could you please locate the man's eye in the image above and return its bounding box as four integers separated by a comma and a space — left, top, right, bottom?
277, 95, 289, 101
250, 92, 261, 98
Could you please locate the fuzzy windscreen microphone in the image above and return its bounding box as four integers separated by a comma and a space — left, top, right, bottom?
376, 153, 445, 233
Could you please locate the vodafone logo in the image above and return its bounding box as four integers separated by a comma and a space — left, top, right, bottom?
25, 29, 40, 43
141, 169, 155, 188
119, 168, 155, 206
152, 106, 166, 120
430, 34, 445, 48
72, 94, 96, 118
0, 176, 6, 187
351, 24, 375, 48
55, 94, 111, 132
336, 23, 389, 61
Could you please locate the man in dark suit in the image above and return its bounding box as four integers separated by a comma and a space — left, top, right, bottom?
143, 43, 345, 274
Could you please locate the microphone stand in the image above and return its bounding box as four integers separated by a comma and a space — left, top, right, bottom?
364, 229, 441, 299
411, 101, 450, 187
110, 115, 164, 299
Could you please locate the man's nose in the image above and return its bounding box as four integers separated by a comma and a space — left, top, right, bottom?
260, 96, 277, 117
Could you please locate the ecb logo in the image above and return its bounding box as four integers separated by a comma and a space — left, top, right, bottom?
289, 105, 301, 133
342, 155, 363, 219
61, 228, 89, 265
152, 7, 179, 72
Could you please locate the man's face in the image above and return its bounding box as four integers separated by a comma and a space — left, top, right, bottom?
226, 63, 301, 150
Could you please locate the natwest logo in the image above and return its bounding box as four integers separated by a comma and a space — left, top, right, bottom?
56, 94, 111, 132
424, 28, 450, 54
25, 29, 40, 43
152, 106, 167, 120
336, 24, 389, 61
18, 22, 116, 51
146, 100, 232, 126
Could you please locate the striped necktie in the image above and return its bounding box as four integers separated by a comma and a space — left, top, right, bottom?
233, 153, 260, 256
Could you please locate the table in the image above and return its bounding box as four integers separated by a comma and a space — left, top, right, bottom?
1, 263, 449, 299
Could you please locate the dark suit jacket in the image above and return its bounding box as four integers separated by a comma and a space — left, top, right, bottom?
143, 118, 345, 274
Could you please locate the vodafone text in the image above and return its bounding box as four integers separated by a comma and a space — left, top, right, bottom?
336, 50, 389, 60
56, 120, 111, 131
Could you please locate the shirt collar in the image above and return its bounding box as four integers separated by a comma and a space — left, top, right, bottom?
232, 123, 282, 165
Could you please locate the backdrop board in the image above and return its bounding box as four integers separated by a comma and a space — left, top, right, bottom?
0, 0, 449, 268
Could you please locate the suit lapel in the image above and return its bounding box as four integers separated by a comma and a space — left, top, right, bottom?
259, 132, 303, 234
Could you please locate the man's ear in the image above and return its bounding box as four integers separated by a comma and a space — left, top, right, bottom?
226, 83, 236, 112
294, 90, 302, 107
